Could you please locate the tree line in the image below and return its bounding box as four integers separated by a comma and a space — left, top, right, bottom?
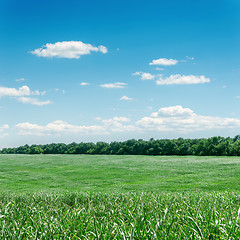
1, 135, 240, 156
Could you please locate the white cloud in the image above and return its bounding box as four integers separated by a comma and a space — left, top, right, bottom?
32, 90, 46, 96
136, 105, 240, 133
17, 97, 52, 106
31, 41, 108, 59
15, 117, 136, 136
15, 120, 107, 136
0, 86, 47, 97
0, 124, 9, 132
133, 72, 155, 80
0, 124, 9, 138
0, 86, 31, 97
151, 105, 193, 117
149, 58, 178, 66
101, 118, 136, 133
16, 78, 25, 82
80, 82, 90, 86
155, 67, 164, 71
186, 56, 195, 61
120, 96, 133, 101
15, 106, 240, 136
0, 85, 50, 106
112, 117, 130, 122
54, 88, 65, 94
100, 82, 127, 89
156, 74, 210, 85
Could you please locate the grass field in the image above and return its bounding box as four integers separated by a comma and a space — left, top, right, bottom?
1, 192, 240, 239
1, 154, 240, 239
0, 154, 240, 192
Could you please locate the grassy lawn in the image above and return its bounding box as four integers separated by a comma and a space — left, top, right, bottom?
1, 154, 240, 193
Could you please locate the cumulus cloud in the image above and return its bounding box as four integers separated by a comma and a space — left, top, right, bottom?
100, 117, 136, 133
137, 105, 240, 133
133, 72, 155, 80
79, 82, 90, 86
100, 82, 127, 89
0, 86, 31, 97
149, 58, 178, 66
15, 120, 107, 136
0, 85, 50, 106
17, 97, 52, 106
150, 105, 193, 117
15, 106, 240, 136
156, 74, 210, 85
120, 96, 133, 101
15, 117, 136, 136
31, 41, 108, 59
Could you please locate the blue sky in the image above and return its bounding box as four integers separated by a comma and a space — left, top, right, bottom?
1, 0, 240, 148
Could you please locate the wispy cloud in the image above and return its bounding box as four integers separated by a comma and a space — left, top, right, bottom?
0, 124, 9, 138
149, 58, 178, 66
132, 72, 155, 80
16, 78, 26, 82
156, 74, 210, 85
54, 88, 65, 94
0, 124, 9, 132
100, 82, 127, 89
17, 97, 52, 106
79, 82, 90, 86
31, 41, 108, 59
120, 96, 133, 101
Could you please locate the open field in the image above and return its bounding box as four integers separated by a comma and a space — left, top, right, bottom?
1, 155, 240, 239
0, 154, 240, 192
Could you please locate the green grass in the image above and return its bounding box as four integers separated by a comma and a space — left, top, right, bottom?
0, 154, 240, 192
1, 155, 240, 239
1, 192, 240, 239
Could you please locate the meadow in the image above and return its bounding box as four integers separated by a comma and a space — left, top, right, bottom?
1, 154, 240, 192
1, 154, 240, 239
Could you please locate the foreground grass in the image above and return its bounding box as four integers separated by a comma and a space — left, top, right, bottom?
1, 154, 240, 192
1, 192, 240, 239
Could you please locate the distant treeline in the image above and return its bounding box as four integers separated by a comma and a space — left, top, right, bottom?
2, 136, 240, 156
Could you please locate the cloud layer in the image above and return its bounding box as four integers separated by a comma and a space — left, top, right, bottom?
31, 41, 108, 59
16, 117, 136, 136
14, 105, 240, 136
